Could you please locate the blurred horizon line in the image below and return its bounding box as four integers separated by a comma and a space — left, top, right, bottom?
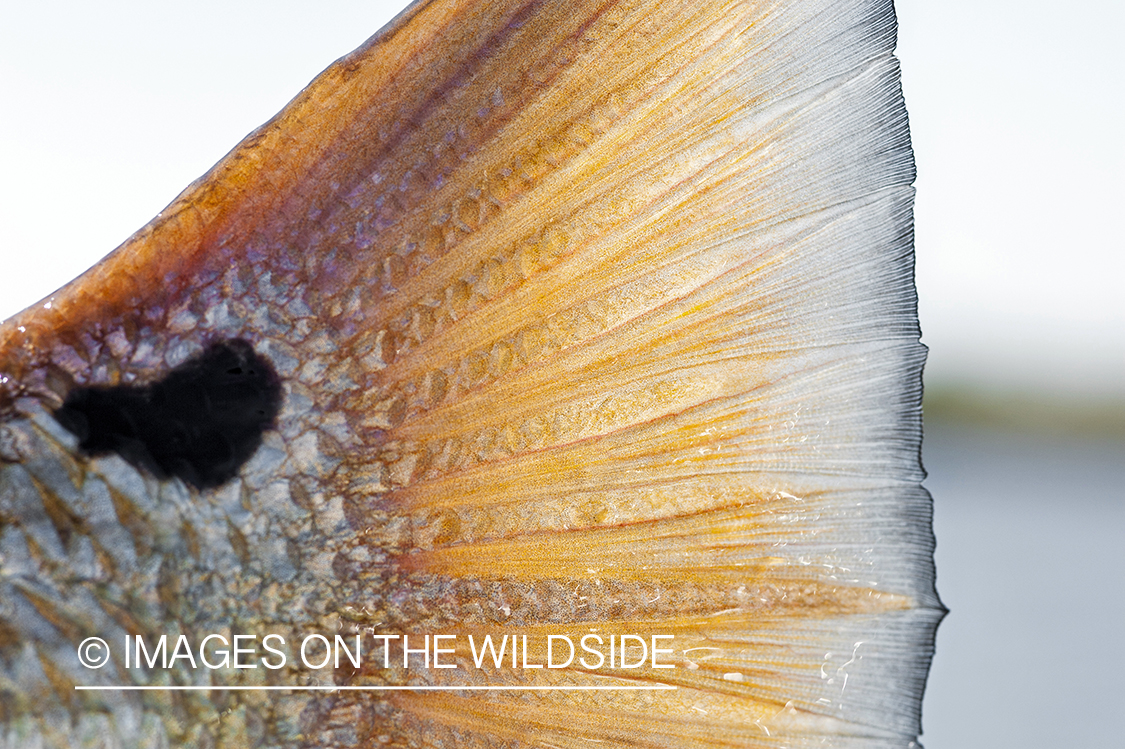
923, 383, 1125, 440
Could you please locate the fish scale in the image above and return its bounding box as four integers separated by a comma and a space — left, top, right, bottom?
0, 0, 939, 746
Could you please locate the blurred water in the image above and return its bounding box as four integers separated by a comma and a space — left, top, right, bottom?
919, 421, 1125, 748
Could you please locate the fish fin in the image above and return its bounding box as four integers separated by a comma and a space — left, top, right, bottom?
0, 0, 938, 746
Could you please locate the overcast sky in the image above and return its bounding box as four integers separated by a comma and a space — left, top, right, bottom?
2, 0, 1122, 398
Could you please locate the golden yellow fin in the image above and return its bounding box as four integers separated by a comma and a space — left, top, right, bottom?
0, 1, 939, 747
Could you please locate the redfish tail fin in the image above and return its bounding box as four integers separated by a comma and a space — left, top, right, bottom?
0, 1, 938, 747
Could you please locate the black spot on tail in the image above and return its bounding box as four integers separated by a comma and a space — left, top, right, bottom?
55, 340, 282, 489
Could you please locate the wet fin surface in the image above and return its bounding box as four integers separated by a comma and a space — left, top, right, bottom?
0, 0, 939, 747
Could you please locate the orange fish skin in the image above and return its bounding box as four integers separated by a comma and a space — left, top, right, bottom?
0, 1, 941, 747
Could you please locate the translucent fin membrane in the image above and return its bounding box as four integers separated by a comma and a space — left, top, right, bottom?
0, 0, 939, 747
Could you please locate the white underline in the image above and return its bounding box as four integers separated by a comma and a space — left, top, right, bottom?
75, 685, 678, 691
